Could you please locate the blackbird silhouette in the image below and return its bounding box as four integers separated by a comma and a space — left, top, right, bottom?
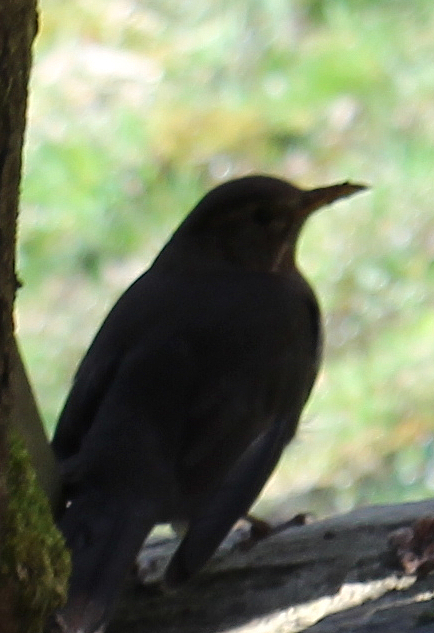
51, 174, 366, 633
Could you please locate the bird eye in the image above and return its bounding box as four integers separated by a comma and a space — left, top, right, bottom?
252, 207, 274, 225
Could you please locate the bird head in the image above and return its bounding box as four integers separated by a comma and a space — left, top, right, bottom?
155, 175, 367, 275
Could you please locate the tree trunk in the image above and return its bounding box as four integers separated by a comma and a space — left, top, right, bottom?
0, 0, 61, 518
0, 3, 39, 629
0, 0, 38, 551
0, 3, 69, 632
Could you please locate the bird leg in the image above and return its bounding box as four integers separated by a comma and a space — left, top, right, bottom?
236, 512, 313, 551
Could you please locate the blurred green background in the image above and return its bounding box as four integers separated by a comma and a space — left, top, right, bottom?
17, 0, 434, 519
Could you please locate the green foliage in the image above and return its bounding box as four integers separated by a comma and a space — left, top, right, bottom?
0, 433, 70, 633
18, 0, 434, 514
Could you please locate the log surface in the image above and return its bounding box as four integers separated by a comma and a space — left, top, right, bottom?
107, 499, 434, 633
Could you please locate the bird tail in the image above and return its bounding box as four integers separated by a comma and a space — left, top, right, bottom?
52, 492, 155, 633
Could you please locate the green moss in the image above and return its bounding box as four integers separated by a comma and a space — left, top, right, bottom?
0, 432, 70, 633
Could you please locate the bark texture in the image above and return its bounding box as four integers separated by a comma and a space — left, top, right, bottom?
0, 1, 39, 624
0, 3, 69, 632
108, 499, 434, 633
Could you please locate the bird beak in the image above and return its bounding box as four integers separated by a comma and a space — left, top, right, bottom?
300, 182, 368, 216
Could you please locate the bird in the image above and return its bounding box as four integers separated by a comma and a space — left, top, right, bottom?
50, 174, 366, 633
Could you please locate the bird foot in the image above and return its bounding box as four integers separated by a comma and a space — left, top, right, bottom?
236, 512, 314, 551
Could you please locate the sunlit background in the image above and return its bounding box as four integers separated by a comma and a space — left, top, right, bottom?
17, 0, 434, 519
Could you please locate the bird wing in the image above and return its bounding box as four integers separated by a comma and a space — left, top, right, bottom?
165, 414, 293, 587
53, 269, 320, 516
52, 271, 157, 461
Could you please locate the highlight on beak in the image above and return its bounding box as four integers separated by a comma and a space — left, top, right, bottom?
301, 181, 368, 214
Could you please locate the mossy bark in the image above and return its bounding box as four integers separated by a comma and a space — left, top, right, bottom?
0, 1, 69, 631
1, 434, 70, 633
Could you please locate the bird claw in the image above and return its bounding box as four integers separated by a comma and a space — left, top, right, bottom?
235, 511, 313, 551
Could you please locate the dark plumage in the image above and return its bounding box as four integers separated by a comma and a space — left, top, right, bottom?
51, 175, 366, 632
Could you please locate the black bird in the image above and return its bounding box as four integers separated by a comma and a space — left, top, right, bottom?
51, 175, 365, 633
